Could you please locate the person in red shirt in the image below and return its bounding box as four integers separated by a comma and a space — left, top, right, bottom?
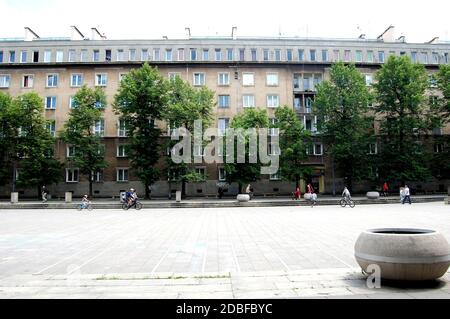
382, 182, 389, 197
294, 187, 301, 200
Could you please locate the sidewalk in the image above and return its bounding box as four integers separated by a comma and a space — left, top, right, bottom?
0, 194, 447, 209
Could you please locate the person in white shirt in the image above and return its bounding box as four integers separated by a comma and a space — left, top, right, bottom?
342, 187, 351, 199
402, 185, 411, 204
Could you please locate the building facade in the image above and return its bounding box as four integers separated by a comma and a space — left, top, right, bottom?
1, 27, 449, 198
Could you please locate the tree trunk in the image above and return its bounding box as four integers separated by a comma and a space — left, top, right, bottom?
238, 182, 243, 194
181, 179, 186, 199
145, 183, 150, 199
37, 186, 41, 200
88, 171, 93, 197
295, 174, 300, 189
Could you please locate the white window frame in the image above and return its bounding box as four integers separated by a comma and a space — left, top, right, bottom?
22, 74, 34, 88
117, 145, 128, 157
355, 50, 363, 62
243, 95, 255, 108
218, 118, 229, 136
116, 49, 124, 61
46, 121, 56, 137
214, 49, 222, 61
153, 49, 160, 61
267, 95, 280, 108
68, 50, 76, 62
165, 49, 173, 61
20, 50, 27, 63
93, 119, 105, 136
217, 72, 230, 86
195, 167, 206, 178
69, 96, 76, 109
193, 145, 203, 157
202, 49, 209, 61
93, 170, 104, 183
168, 72, 181, 82
116, 168, 129, 182
193, 72, 205, 86
313, 143, 323, 156
66, 146, 76, 158
129, 49, 136, 61
46, 74, 58, 88
80, 50, 88, 62
190, 48, 198, 61
141, 49, 149, 61
242, 73, 254, 86
117, 119, 128, 137
177, 48, 185, 61
369, 143, 378, 155
56, 50, 64, 63
0, 74, 11, 88
44, 50, 52, 63
218, 95, 230, 108
365, 74, 373, 87
218, 167, 226, 181
66, 168, 79, 183
266, 73, 279, 86
45, 96, 57, 109
95, 73, 107, 86
70, 73, 83, 87
269, 118, 279, 136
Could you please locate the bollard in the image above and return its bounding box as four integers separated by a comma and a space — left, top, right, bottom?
65, 192, 72, 203
10, 192, 18, 204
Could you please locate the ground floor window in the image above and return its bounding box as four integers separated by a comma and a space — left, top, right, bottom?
66, 168, 79, 183
117, 168, 129, 182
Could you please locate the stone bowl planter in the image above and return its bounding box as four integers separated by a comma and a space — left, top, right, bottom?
366, 191, 380, 199
304, 193, 312, 200
236, 194, 250, 202
355, 228, 450, 281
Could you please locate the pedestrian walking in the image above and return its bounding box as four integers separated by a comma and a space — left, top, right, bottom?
218, 186, 224, 199
245, 184, 253, 200
382, 182, 389, 197
402, 185, 412, 205
41, 186, 48, 203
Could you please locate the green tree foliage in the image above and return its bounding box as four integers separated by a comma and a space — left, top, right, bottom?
61, 85, 108, 197
373, 55, 430, 184
274, 106, 311, 188
113, 63, 170, 198
0, 92, 15, 186
314, 63, 374, 191
435, 64, 450, 123
224, 108, 269, 193
163, 76, 215, 197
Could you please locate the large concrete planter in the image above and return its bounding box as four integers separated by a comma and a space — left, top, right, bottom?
366, 191, 380, 199
237, 194, 250, 202
355, 228, 450, 281
304, 193, 312, 200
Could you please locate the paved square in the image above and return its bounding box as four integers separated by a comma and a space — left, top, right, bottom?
0, 202, 449, 298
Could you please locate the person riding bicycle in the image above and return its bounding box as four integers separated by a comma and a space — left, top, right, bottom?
81, 195, 90, 209
126, 188, 138, 207
342, 187, 351, 200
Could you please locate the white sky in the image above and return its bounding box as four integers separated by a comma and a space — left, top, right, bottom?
0, 0, 449, 43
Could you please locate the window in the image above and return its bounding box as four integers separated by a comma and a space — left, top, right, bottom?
20, 51, 27, 63
22, 75, 34, 88
268, 142, 280, 156
95, 73, 107, 86
314, 143, 323, 156
193, 73, 205, 86
105, 49, 112, 62
226, 48, 233, 61
46, 121, 56, 137
93, 50, 100, 62
68, 50, 76, 62
365, 74, 373, 86
218, 118, 229, 135
333, 50, 340, 61
71, 74, 83, 87
432, 52, 439, 64
434, 144, 444, 153
46, 74, 58, 87
8, 51, 15, 63
80, 50, 88, 62
251, 49, 257, 61
69, 96, 77, 109
0, 51, 3, 63
266, 73, 278, 86
367, 51, 374, 63
153, 49, 160, 61
269, 118, 279, 136
344, 50, 351, 62
168, 72, 180, 82
298, 49, 305, 61
218, 167, 226, 181
274, 49, 281, 61
177, 48, 185, 61
165, 49, 173, 61
215, 49, 222, 61
305, 98, 313, 112
93, 119, 105, 136
44, 50, 52, 62
239, 49, 245, 61
303, 75, 311, 91
263, 49, 269, 61
287, 49, 293, 61
67, 146, 76, 158
310, 50, 316, 61
190, 48, 197, 61
313, 75, 322, 91
321, 50, 328, 62
118, 119, 127, 137
56, 50, 63, 62
378, 51, 385, 63
195, 167, 206, 179
202, 49, 209, 61
193, 145, 203, 157
267, 95, 279, 108
93, 170, 103, 183
218, 95, 230, 108
45, 97, 57, 109
411, 52, 418, 63
129, 49, 136, 61
117, 145, 128, 157
218, 72, 230, 86
243, 95, 255, 108
369, 143, 378, 155
66, 168, 79, 183
355, 50, 363, 62
421, 52, 428, 64
242, 73, 254, 86
117, 49, 124, 61
141, 49, 149, 61
270, 171, 281, 180
445, 53, 449, 64
117, 168, 129, 182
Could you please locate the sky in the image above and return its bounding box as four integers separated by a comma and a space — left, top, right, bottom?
0, 0, 449, 43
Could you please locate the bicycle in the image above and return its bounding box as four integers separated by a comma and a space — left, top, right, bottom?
122, 200, 143, 210
339, 197, 355, 208
77, 202, 93, 211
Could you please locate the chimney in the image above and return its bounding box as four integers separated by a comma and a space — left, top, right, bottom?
70, 26, 85, 40
232, 26, 237, 40
91, 27, 106, 40
397, 35, 406, 43
24, 27, 39, 41
358, 34, 366, 39
185, 27, 191, 40
427, 37, 439, 44
377, 25, 395, 42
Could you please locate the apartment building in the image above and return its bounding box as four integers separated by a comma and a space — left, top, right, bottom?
1, 26, 449, 197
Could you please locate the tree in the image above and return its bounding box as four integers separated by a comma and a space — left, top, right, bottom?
373, 55, 431, 184
60, 85, 108, 197
435, 64, 450, 123
13, 93, 63, 198
274, 106, 311, 188
163, 76, 215, 198
314, 62, 374, 192
224, 108, 269, 193
113, 63, 170, 199
0, 92, 15, 187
